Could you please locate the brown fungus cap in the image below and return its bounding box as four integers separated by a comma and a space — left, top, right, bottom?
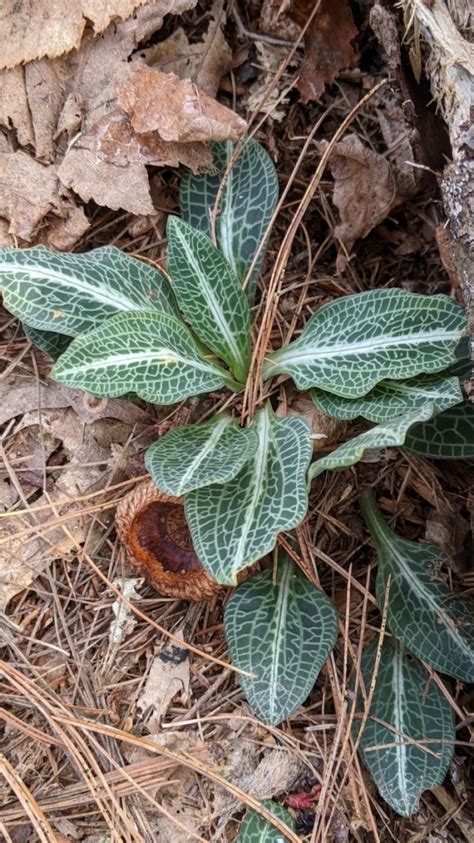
115, 479, 221, 601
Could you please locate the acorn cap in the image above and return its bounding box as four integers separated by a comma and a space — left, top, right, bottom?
115, 479, 221, 601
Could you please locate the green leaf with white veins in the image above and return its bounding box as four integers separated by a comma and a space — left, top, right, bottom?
355, 637, 454, 817
309, 404, 435, 479
145, 414, 258, 496
52, 310, 231, 404
360, 490, 474, 682
180, 139, 278, 303
310, 373, 463, 424
263, 290, 466, 398
0, 245, 176, 337
225, 555, 338, 725
185, 404, 312, 585
237, 800, 295, 843
167, 217, 251, 383
24, 325, 72, 360
404, 401, 474, 459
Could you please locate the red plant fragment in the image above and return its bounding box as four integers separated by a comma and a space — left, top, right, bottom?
282, 783, 322, 810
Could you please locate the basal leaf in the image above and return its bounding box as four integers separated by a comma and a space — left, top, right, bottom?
404, 402, 474, 459
449, 336, 472, 379
145, 413, 258, 496
225, 555, 338, 725
360, 490, 474, 682
309, 404, 435, 479
180, 139, 278, 303
24, 324, 72, 360
52, 310, 230, 404
263, 290, 466, 397
185, 404, 312, 585
237, 800, 295, 842
310, 374, 463, 423
355, 637, 454, 817
0, 245, 176, 336
167, 216, 251, 383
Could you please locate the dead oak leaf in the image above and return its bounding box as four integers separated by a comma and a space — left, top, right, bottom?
84, 109, 213, 172
321, 133, 401, 257
291, 0, 358, 102
57, 148, 155, 215
0, 141, 65, 240
118, 63, 247, 142
0, 0, 180, 69
139, 20, 233, 98
0, 67, 34, 147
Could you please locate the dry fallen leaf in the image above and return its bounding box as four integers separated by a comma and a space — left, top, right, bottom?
0, 377, 148, 608
83, 109, 213, 172
137, 630, 190, 730
140, 17, 233, 97
291, 0, 358, 102
213, 736, 304, 823
0, 139, 68, 241
321, 133, 403, 262
0, 0, 246, 232
0, 0, 186, 69
57, 148, 156, 216
0, 0, 213, 235
0, 67, 34, 147
118, 62, 247, 142
43, 206, 90, 251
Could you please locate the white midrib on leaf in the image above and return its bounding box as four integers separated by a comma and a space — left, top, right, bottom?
0, 264, 148, 312
174, 225, 245, 373
233, 409, 270, 570
267, 329, 460, 368
376, 526, 473, 662
392, 644, 410, 813
57, 350, 222, 377
218, 141, 239, 280
268, 562, 291, 723
175, 416, 229, 494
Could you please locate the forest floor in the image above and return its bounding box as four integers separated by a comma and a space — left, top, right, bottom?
0, 1, 473, 841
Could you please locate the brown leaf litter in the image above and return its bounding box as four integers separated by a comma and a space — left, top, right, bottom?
137, 630, 190, 731
118, 61, 246, 142
0, 0, 246, 245
321, 133, 421, 269
0, 376, 148, 609
290, 0, 358, 102
0, 0, 192, 69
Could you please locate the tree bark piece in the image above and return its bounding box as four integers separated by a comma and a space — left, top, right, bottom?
403, 0, 474, 341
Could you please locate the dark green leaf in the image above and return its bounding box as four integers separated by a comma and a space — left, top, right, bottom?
309, 405, 435, 479
185, 404, 312, 584
167, 216, 251, 382
0, 245, 176, 336
145, 413, 258, 496
403, 402, 474, 459
180, 139, 278, 303
360, 490, 474, 682
52, 310, 231, 404
263, 290, 467, 397
310, 374, 462, 423
225, 554, 338, 725
237, 800, 295, 842
355, 638, 455, 817
24, 325, 72, 359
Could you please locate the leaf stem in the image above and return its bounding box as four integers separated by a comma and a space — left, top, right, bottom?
359, 489, 390, 541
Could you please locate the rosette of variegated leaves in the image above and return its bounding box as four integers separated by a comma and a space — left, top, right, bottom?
1, 139, 472, 822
